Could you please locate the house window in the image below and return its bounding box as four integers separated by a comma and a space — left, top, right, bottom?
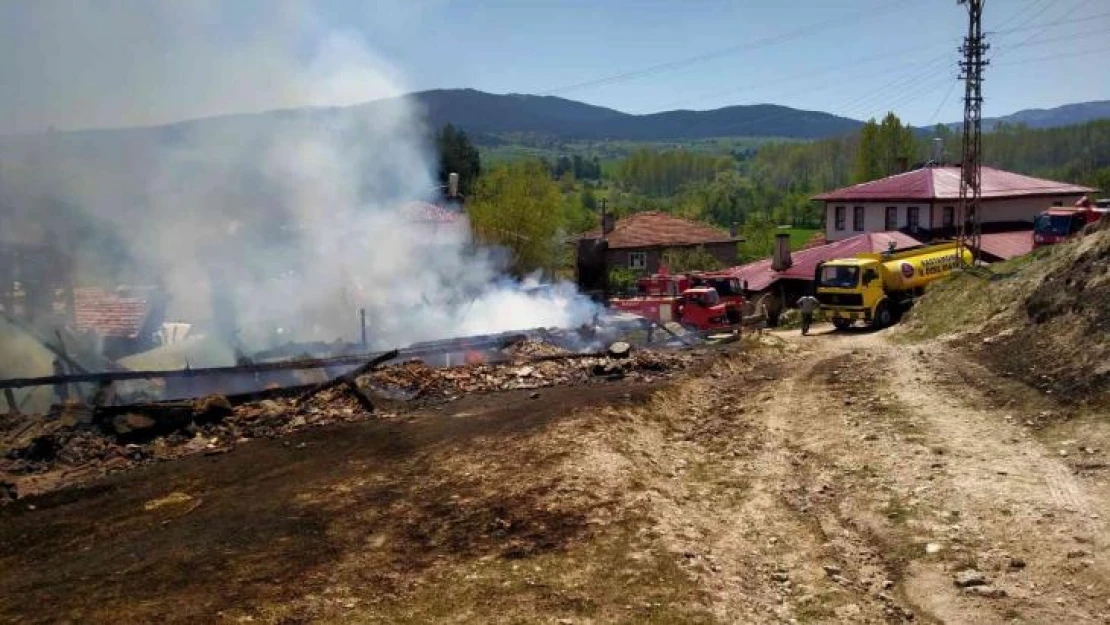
885, 206, 897, 231
834, 206, 846, 231
907, 206, 920, 231
853, 206, 865, 231
943, 206, 955, 228
628, 251, 647, 270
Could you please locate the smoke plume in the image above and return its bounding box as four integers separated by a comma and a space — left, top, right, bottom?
0, 0, 598, 366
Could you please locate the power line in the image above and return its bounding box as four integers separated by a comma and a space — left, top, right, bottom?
990, 9, 1110, 34
995, 0, 1054, 32
926, 78, 962, 125
993, 23, 1109, 53
992, 42, 1110, 66
538, 0, 903, 96
992, 0, 1096, 59
656, 40, 954, 111
991, 0, 1049, 29
832, 55, 954, 120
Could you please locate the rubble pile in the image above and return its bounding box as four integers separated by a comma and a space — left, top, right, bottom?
1, 345, 698, 502
502, 339, 572, 360
364, 348, 693, 399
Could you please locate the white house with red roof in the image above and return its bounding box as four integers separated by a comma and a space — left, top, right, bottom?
813, 165, 1093, 243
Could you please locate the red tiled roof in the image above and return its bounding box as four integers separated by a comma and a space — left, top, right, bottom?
976, 230, 1033, 261
581, 211, 736, 249
73, 287, 154, 339
399, 201, 461, 224
813, 166, 1093, 202
726, 231, 925, 292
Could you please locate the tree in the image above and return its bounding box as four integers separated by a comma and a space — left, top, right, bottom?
876, 112, 919, 175
467, 161, 567, 277
581, 186, 598, 211
436, 124, 481, 197
737, 212, 776, 262
853, 119, 881, 183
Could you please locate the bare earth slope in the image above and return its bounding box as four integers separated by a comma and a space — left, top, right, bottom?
1, 327, 1108, 623
902, 223, 1110, 405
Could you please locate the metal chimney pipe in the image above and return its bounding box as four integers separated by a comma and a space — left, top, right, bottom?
448, 172, 459, 198
932, 137, 943, 164
771, 233, 793, 272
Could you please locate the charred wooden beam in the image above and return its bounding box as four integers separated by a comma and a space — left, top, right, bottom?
297, 349, 399, 409
0, 350, 395, 390
3, 389, 19, 416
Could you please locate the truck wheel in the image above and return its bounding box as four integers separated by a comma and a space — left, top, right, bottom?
874, 302, 893, 329
832, 318, 853, 331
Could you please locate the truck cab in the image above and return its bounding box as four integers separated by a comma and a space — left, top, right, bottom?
1033, 198, 1109, 248
815, 259, 889, 329
815, 242, 970, 330
677, 286, 741, 329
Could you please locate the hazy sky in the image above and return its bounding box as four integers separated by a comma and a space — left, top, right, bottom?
1, 0, 1107, 134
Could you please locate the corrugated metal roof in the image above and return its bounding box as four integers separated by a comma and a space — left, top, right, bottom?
581, 211, 737, 249
813, 166, 1093, 202
726, 231, 925, 292
976, 230, 1033, 261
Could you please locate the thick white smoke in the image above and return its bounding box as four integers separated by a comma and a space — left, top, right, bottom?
0, 1, 600, 364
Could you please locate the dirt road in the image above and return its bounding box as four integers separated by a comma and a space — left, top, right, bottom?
1, 328, 1107, 623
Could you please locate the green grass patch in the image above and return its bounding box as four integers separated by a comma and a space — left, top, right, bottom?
776, 227, 821, 250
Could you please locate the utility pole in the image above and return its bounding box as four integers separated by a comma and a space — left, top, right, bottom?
956, 0, 989, 264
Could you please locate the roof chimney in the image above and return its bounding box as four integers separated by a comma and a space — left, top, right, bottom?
729, 222, 738, 238
447, 172, 459, 198
600, 198, 614, 235
932, 138, 944, 165
771, 233, 793, 272
601, 213, 615, 235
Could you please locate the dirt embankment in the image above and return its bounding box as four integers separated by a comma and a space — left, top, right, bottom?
901, 224, 1110, 405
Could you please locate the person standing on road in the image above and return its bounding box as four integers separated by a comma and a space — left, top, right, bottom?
797, 294, 820, 336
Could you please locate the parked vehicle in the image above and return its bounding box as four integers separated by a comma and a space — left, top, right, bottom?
815, 242, 971, 329
1033, 197, 1109, 248
609, 273, 744, 331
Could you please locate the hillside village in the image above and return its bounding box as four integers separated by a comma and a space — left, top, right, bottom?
2, 1, 1110, 624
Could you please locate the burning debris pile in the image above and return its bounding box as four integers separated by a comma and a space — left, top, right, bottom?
364, 346, 688, 400
1, 342, 699, 502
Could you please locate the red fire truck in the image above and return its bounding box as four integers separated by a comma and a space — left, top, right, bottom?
1033, 197, 1109, 248
609, 273, 745, 332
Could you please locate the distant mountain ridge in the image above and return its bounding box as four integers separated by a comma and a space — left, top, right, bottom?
385, 89, 866, 140
949, 100, 1110, 131
4, 90, 1110, 159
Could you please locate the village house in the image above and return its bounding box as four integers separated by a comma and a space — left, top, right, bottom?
813, 165, 1093, 251
578, 211, 740, 275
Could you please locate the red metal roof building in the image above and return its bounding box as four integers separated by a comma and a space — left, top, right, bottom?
726, 231, 924, 293
814, 165, 1093, 243
579, 212, 740, 274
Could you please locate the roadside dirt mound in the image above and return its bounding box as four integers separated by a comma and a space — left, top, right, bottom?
903, 227, 1110, 404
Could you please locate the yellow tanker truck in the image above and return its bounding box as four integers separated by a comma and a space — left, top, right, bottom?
815, 242, 972, 329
